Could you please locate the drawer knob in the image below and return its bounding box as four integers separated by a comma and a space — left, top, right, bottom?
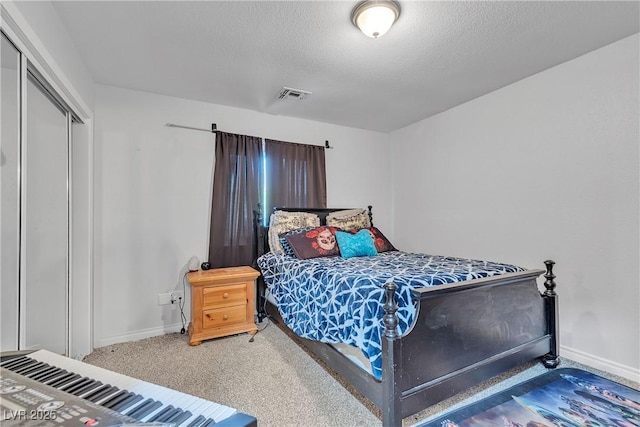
223, 314, 228, 320
223, 292, 229, 299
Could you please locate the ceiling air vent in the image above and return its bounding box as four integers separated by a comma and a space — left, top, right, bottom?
276, 87, 312, 101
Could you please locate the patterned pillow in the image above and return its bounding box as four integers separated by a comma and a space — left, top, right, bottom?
279, 236, 295, 257
268, 211, 320, 254
335, 229, 378, 259
326, 208, 371, 230
350, 227, 397, 253
279, 226, 318, 257
284, 226, 340, 259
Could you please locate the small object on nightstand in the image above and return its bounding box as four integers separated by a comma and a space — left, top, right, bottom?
186, 266, 260, 346
188, 256, 200, 272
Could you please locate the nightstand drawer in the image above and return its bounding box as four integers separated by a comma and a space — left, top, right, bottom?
202, 284, 247, 307
202, 306, 246, 329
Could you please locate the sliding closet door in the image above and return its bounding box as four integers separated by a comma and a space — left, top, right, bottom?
22, 72, 69, 354
1, 33, 21, 350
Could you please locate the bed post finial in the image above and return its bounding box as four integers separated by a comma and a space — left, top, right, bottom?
382, 281, 401, 427
543, 259, 556, 297
542, 259, 560, 368
367, 205, 373, 227
383, 282, 398, 339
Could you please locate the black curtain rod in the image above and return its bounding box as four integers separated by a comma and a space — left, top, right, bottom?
165, 122, 333, 149
166, 122, 218, 133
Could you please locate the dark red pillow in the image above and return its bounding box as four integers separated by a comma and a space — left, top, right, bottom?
284, 226, 340, 259
349, 227, 396, 253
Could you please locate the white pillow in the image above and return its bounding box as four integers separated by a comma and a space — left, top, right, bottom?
326, 208, 371, 230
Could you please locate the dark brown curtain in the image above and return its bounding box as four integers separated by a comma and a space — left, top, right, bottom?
263, 139, 327, 217
209, 132, 263, 268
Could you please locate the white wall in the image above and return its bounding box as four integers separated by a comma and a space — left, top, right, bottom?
391, 34, 639, 381
93, 84, 391, 346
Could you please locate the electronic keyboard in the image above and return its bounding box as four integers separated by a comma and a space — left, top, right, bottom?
1, 350, 257, 426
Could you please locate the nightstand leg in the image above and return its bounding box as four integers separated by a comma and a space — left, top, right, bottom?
187, 323, 201, 346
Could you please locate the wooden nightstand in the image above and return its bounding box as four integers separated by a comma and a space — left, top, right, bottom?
186, 266, 260, 346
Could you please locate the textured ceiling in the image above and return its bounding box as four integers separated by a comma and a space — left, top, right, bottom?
51, 1, 639, 132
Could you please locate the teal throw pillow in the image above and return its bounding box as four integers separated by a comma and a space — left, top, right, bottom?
335, 229, 378, 259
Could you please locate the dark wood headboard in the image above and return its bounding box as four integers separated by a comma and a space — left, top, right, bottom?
252, 205, 373, 260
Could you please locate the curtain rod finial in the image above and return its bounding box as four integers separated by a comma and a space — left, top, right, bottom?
325, 140, 333, 149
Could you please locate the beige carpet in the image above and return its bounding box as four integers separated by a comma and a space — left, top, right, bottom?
82, 321, 637, 427
83, 321, 381, 427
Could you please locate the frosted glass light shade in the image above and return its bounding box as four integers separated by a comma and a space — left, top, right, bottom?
352, 1, 401, 38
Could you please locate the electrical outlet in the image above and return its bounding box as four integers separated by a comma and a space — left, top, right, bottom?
157, 293, 172, 305
170, 291, 183, 304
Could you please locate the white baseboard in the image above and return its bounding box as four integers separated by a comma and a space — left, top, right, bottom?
94, 323, 184, 348
560, 345, 640, 383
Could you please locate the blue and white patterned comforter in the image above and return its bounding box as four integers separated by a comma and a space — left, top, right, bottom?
257, 251, 525, 380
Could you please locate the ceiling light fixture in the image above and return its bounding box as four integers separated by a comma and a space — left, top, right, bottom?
351, 0, 401, 39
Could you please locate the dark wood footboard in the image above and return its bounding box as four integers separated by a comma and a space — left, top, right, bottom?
379, 263, 558, 425
263, 261, 558, 427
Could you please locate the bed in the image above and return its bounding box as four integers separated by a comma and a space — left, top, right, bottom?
252, 206, 559, 426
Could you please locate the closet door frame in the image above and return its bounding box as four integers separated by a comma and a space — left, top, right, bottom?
2, 3, 94, 358
18, 64, 75, 355
1, 30, 22, 351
